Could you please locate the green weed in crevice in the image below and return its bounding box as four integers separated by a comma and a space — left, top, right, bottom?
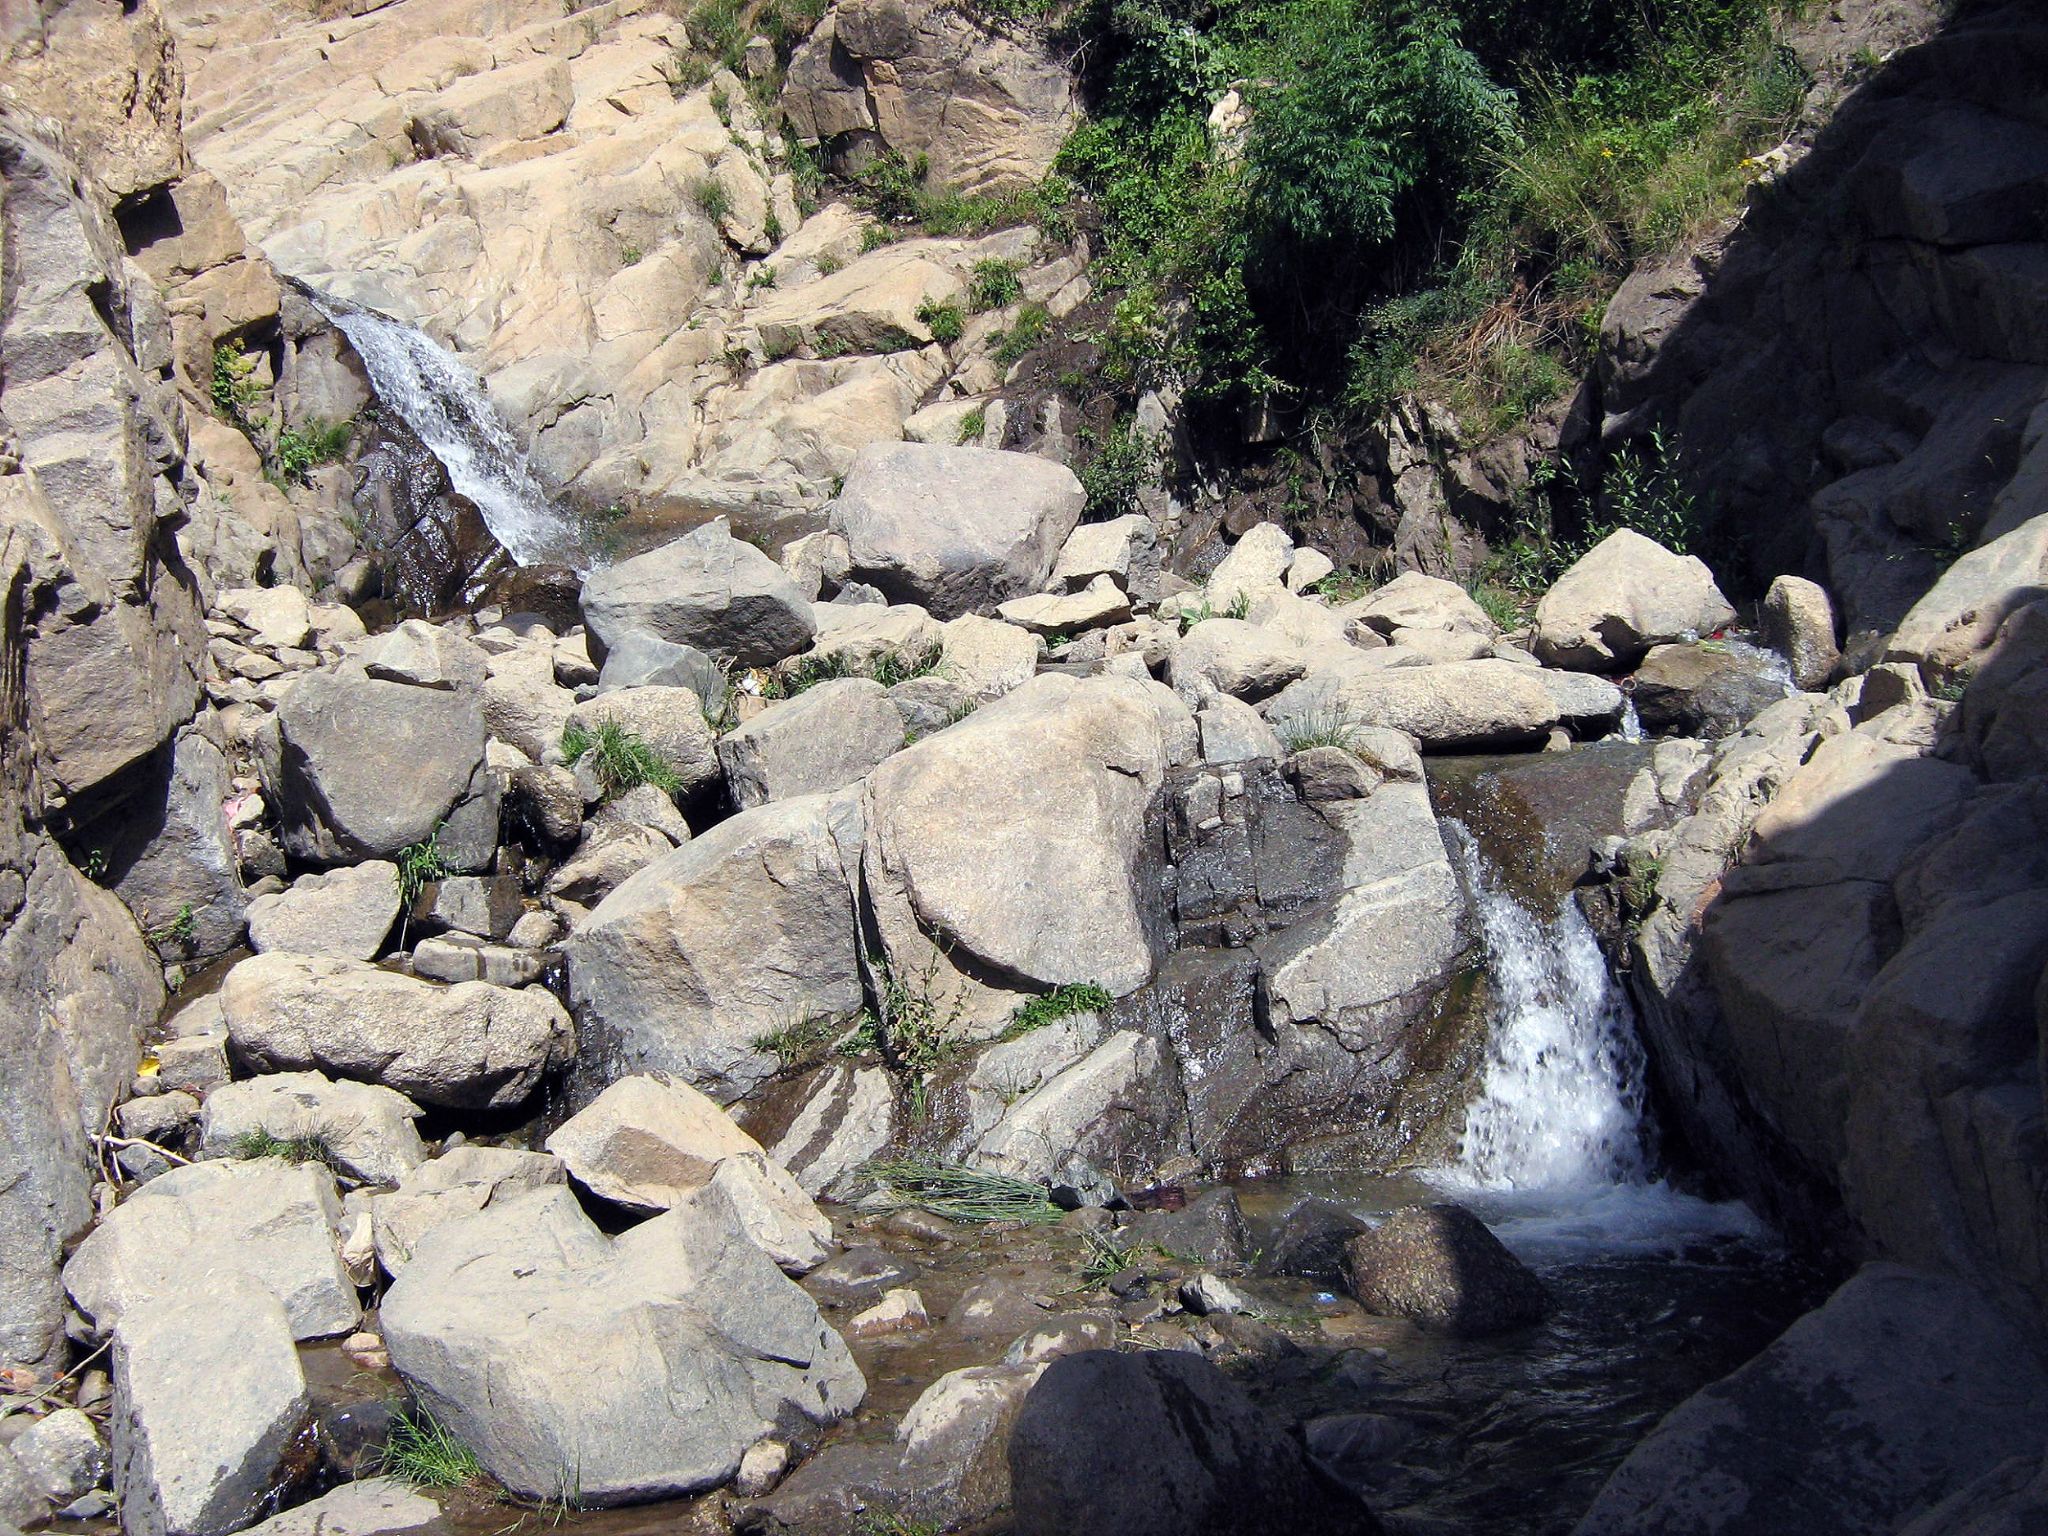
379, 1409, 484, 1489
560, 720, 684, 800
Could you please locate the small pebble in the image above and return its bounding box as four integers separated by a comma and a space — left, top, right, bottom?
734, 1440, 788, 1497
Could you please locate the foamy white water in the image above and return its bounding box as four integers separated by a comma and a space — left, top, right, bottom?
321, 300, 578, 567
1431, 827, 1766, 1259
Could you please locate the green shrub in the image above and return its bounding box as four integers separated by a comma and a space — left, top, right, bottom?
956, 405, 988, 445
210, 344, 265, 421
969, 257, 1023, 312
1076, 418, 1157, 521
561, 720, 684, 799
274, 419, 353, 484
688, 0, 747, 72
915, 298, 966, 344
1004, 982, 1115, 1039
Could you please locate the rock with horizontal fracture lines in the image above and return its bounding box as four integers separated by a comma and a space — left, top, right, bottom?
717, 678, 906, 809
370, 1145, 566, 1278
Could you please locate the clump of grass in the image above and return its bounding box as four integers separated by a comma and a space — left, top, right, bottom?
1003, 982, 1113, 1040
865, 1156, 1062, 1226
764, 640, 944, 699
692, 176, 733, 225
968, 257, 1023, 312
1076, 1230, 1147, 1286
956, 405, 988, 445
396, 827, 449, 909
1466, 579, 1524, 631
561, 720, 683, 799
1077, 418, 1158, 522
379, 1409, 483, 1489
1275, 707, 1364, 754
751, 1011, 858, 1064
991, 301, 1050, 367
854, 1513, 941, 1536
916, 298, 965, 344
230, 1128, 334, 1167
274, 419, 352, 484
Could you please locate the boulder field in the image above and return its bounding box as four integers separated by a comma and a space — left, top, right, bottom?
3, 2, 2048, 1536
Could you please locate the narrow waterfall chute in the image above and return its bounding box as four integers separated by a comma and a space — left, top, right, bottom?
1432, 825, 1764, 1258
318, 298, 581, 568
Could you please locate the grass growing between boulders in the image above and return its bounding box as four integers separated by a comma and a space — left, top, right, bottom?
379, 1408, 484, 1489
561, 721, 684, 799
228, 1129, 334, 1167
1002, 982, 1115, 1040
1275, 707, 1365, 755
761, 640, 947, 699
865, 1157, 1064, 1225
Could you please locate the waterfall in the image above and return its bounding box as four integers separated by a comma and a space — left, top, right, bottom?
319, 299, 580, 568
1433, 826, 1763, 1256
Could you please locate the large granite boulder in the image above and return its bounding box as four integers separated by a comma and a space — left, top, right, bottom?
380, 1184, 863, 1504
565, 792, 866, 1105
862, 674, 1189, 1032
272, 673, 488, 864
1006, 1350, 1373, 1536
65, 1158, 358, 1342
717, 679, 905, 809
220, 953, 574, 1110
1534, 529, 1736, 671
197, 1072, 427, 1187
369, 1145, 567, 1277
1574, 1265, 2048, 1536
110, 1279, 311, 1536
829, 443, 1084, 618
580, 519, 816, 668
1265, 659, 1562, 751
244, 861, 401, 960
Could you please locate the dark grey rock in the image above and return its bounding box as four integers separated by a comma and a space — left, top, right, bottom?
1340, 1204, 1545, 1337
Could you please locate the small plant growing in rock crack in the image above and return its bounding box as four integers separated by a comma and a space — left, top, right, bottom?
561, 720, 683, 800
396, 828, 448, 908
991, 301, 1049, 366
748, 265, 777, 291
210, 344, 265, 422
1002, 982, 1113, 1040
148, 903, 199, 952
1275, 708, 1364, 755
273, 419, 353, 485
955, 406, 987, 445
620, 244, 643, 266
968, 257, 1023, 313
872, 949, 968, 1079
864, 1156, 1061, 1226
230, 1128, 335, 1167
750, 1008, 861, 1065
914, 299, 965, 345
1076, 1230, 1150, 1287
1933, 671, 1971, 703
379, 1408, 483, 1488
692, 176, 733, 225
764, 640, 943, 699
853, 1512, 941, 1536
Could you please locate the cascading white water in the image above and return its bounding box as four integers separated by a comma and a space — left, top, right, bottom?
1433, 826, 1763, 1257
1447, 826, 1654, 1192
320, 300, 580, 568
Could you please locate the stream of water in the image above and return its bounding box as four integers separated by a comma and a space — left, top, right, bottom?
320, 299, 583, 569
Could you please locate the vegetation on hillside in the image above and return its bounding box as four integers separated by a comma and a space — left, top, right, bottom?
1054, 0, 1808, 433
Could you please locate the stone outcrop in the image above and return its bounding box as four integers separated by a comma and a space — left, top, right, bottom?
380, 1184, 863, 1504
781, 0, 1078, 195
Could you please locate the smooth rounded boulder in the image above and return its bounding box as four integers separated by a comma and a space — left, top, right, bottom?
829, 442, 1085, 619
1533, 528, 1736, 671
220, 953, 574, 1110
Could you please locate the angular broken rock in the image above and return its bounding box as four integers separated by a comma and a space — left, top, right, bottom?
830, 442, 1084, 619
221, 952, 573, 1110
111, 1280, 310, 1536
545, 1074, 833, 1271
580, 518, 816, 668
380, 1184, 863, 1504
64, 1158, 359, 1342
716, 678, 905, 809
244, 862, 401, 960
1533, 528, 1735, 672
370, 1145, 567, 1277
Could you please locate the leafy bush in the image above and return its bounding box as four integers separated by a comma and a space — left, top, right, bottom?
274, 419, 353, 484
992, 302, 1052, 366
1077, 418, 1158, 521
211, 344, 265, 420
1005, 982, 1115, 1038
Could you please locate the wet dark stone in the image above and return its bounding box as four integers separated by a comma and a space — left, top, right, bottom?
1259, 1197, 1373, 1286
1341, 1203, 1547, 1338
1631, 642, 1789, 739
315, 1398, 396, 1482
1121, 1187, 1252, 1273
803, 1244, 920, 1306
349, 425, 509, 618
1007, 1350, 1379, 1536
1430, 743, 1657, 913
1163, 761, 1345, 948
484, 564, 584, 634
